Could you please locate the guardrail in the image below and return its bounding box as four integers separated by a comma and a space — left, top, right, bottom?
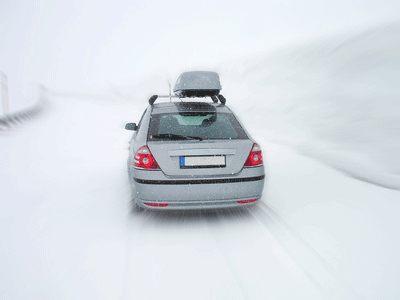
0, 80, 48, 131
0, 100, 46, 130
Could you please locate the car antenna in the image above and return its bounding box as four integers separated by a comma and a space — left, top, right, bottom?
169, 82, 172, 102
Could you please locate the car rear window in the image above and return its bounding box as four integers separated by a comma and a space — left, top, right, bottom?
148, 112, 248, 141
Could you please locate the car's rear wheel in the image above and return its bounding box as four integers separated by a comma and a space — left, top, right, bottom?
133, 199, 145, 212
128, 159, 145, 213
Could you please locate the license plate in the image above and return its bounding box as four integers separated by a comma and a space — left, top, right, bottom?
180, 155, 226, 168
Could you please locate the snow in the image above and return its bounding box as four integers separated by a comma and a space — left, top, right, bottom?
223, 22, 400, 191
1, 4, 400, 299
0, 97, 325, 299
1, 93, 399, 298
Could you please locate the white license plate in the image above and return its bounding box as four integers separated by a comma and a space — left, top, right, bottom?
180, 156, 226, 168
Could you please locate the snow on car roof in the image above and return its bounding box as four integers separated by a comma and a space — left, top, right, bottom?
151, 102, 232, 114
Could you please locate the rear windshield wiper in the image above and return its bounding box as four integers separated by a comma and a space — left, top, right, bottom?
151, 133, 203, 141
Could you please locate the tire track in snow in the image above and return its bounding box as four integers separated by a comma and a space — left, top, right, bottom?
120, 202, 160, 299
247, 202, 363, 300
206, 208, 252, 300
121, 208, 253, 299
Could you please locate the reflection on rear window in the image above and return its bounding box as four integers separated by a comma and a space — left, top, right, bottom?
148, 112, 248, 140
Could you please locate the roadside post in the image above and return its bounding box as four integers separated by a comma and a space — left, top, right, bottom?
1, 71, 9, 115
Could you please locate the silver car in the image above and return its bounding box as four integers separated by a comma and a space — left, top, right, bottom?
125, 72, 265, 210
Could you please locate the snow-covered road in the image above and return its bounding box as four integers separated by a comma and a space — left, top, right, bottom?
1, 96, 399, 299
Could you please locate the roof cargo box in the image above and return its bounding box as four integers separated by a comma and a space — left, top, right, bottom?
173, 71, 221, 97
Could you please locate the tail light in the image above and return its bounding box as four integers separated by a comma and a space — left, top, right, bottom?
144, 203, 168, 207
244, 143, 263, 167
238, 199, 258, 204
133, 145, 160, 169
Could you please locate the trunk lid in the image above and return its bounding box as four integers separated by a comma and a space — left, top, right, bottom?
147, 140, 253, 177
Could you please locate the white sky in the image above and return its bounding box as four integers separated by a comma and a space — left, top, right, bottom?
1, 0, 400, 100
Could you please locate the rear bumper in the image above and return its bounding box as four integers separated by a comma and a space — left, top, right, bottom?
136, 195, 262, 210
130, 166, 265, 210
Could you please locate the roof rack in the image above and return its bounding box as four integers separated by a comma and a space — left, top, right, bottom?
148, 94, 226, 105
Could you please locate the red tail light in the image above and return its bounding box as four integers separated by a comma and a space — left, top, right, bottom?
244, 143, 263, 167
133, 146, 160, 169
144, 203, 169, 207
238, 199, 258, 204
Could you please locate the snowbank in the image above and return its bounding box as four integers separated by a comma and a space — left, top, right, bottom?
223, 22, 400, 190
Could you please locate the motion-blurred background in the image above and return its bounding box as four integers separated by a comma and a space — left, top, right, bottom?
2, 2, 400, 299
1, 0, 399, 102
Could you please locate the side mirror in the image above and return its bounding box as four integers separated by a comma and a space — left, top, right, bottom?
125, 123, 138, 131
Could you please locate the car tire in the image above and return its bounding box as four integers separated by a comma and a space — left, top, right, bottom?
133, 200, 145, 212
129, 183, 144, 213
127, 159, 144, 212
